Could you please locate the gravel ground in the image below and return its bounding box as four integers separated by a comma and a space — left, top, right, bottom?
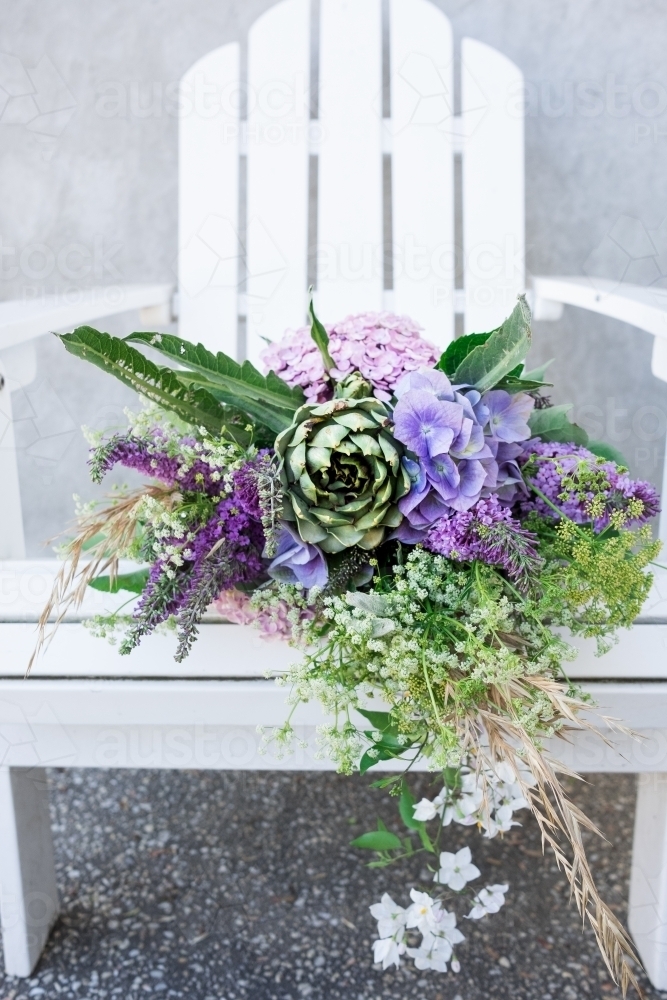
0, 769, 664, 1000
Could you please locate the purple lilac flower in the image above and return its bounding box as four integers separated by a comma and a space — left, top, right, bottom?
121, 465, 266, 660
90, 431, 224, 495
423, 495, 542, 588
268, 523, 329, 589
518, 439, 660, 532
260, 312, 438, 403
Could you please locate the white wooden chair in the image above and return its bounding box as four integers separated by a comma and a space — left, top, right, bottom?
2, 0, 667, 987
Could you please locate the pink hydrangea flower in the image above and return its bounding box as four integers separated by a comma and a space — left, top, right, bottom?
260, 312, 439, 402
214, 589, 314, 642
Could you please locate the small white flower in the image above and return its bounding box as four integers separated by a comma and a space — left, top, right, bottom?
373, 935, 405, 969
467, 884, 509, 920
407, 932, 452, 973
434, 846, 481, 890
451, 958, 461, 973
369, 893, 407, 939
413, 798, 439, 821
406, 889, 440, 933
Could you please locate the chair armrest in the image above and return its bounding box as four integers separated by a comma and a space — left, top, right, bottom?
0, 283, 174, 351
530, 276, 667, 381
530, 275, 667, 338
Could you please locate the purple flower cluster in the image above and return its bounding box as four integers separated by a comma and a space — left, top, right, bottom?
90, 432, 223, 495
391, 370, 533, 541
518, 439, 660, 531
267, 524, 328, 589
423, 496, 542, 587
260, 312, 438, 403
120, 464, 266, 659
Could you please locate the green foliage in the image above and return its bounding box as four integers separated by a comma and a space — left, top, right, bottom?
528, 403, 589, 446
452, 296, 532, 391
587, 440, 629, 468
436, 331, 492, 377
350, 827, 402, 851
308, 294, 335, 371
59, 327, 231, 436
88, 570, 150, 595
125, 331, 303, 433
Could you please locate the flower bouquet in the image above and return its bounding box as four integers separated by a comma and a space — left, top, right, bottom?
38, 295, 661, 993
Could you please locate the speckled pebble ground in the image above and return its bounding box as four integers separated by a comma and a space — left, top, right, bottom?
0, 770, 663, 1000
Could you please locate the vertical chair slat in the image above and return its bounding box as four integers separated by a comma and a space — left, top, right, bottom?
246, 0, 311, 365
389, 0, 454, 348
179, 44, 240, 356
317, 0, 383, 322
461, 38, 524, 334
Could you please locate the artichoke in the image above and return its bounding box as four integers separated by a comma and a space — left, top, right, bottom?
275, 373, 411, 554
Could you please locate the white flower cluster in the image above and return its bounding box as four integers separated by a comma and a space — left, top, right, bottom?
371, 859, 509, 974
412, 760, 530, 838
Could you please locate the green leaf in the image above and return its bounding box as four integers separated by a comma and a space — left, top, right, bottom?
436, 332, 492, 377
494, 375, 553, 395
309, 293, 335, 371
523, 359, 554, 382
587, 440, 629, 468
452, 295, 532, 391
417, 825, 436, 853
174, 371, 293, 433
59, 327, 230, 435
125, 331, 304, 423
398, 782, 423, 831
358, 709, 394, 733
89, 570, 150, 595
528, 403, 588, 446
350, 830, 402, 851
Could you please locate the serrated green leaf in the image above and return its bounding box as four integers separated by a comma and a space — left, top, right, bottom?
587, 440, 629, 468
125, 331, 304, 422
58, 327, 230, 435
350, 830, 402, 851
174, 371, 293, 433
452, 295, 532, 391
309, 293, 335, 371
528, 403, 589, 446
89, 570, 149, 595
436, 331, 492, 377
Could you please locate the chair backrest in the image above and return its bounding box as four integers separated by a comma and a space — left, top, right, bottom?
178, 0, 525, 363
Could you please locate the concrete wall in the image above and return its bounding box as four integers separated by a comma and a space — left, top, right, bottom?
2, 0, 667, 553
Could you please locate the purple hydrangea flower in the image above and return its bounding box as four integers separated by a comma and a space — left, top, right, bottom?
268, 524, 329, 589
391, 369, 494, 536
483, 390, 534, 443
260, 312, 439, 403
423, 495, 542, 588
518, 439, 660, 531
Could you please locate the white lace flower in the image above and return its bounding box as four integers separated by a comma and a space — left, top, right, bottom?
434, 846, 481, 890
369, 893, 407, 939
373, 935, 405, 969
467, 884, 509, 919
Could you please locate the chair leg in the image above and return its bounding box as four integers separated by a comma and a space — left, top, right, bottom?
0, 767, 59, 977
629, 773, 667, 990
